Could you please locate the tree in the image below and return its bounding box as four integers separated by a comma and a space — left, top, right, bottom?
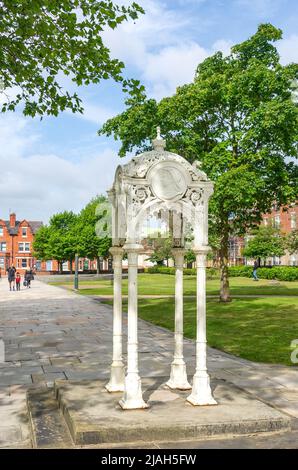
33, 211, 78, 272
287, 229, 298, 254
77, 195, 111, 272
243, 226, 285, 265
99, 23, 298, 302
185, 249, 196, 267
32, 225, 50, 260
147, 236, 173, 266
0, 1, 143, 117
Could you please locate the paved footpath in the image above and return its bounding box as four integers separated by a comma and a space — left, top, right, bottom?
0, 278, 298, 448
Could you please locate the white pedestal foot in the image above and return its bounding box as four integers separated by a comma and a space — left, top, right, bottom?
166, 362, 191, 390
105, 362, 125, 392
119, 374, 148, 409
187, 374, 217, 406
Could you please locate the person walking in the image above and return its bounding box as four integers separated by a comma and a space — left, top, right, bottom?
252, 259, 259, 281
15, 271, 21, 291
7, 265, 16, 291
24, 269, 34, 288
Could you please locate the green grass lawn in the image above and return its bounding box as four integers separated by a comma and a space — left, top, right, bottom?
53, 274, 298, 297
106, 296, 298, 366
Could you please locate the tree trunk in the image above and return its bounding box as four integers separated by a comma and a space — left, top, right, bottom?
59, 261, 63, 274
219, 229, 231, 302
69, 258, 73, 274
96, 256, 100, 274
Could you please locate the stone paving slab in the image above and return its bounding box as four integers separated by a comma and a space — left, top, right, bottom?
0, 278, 298, 448
54, 378, 290, 446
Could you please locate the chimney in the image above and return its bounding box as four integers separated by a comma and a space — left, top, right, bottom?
10, 213, 16, 228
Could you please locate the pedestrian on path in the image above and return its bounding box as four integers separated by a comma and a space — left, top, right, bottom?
15, 271, 21, 291
24, 269, 34, 288
7, 265, 16, 291
252, 259, 259, 281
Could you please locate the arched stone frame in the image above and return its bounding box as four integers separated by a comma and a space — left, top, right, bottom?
106, 129, 217, 409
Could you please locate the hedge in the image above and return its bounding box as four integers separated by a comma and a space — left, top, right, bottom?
146, 265, 298, 281
147, 266, 219, 279
228, 265, 298, 281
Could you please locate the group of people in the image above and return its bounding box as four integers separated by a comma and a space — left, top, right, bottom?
6, 266, 34, 291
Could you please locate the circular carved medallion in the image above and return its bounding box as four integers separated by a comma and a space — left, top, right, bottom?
149, 163, 187, 201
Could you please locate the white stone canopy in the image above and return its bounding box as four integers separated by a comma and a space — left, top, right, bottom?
106, 129, 217, 409
107, 129, 213, 248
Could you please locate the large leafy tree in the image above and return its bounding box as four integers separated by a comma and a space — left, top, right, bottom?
77, 195, 111, 272
33, 211, 78, 272
99, 23, 298, 302
33, 197, 112, 273
0, 0, 143, 117
243, 226, 285, 265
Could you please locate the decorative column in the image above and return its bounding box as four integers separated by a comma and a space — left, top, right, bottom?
106, 247, 125, 392
187, 248, 217, 406
119, 244, 148, 409
167, 248, 191, 390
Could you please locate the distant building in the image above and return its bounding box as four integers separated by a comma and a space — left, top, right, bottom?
262, 203, 298, 266
0, 213, 43, 274
227, 203, 298, 267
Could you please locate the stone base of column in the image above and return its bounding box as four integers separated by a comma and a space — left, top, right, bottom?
119, 373, 148, 410
105, 362, 125, 392
166, 361, 191, 390
187, 372, 217, 406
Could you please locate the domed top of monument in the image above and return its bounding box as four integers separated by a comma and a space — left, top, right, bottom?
120, 127, 209, 183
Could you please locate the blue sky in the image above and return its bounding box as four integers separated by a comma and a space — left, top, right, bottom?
1, 0, 298, 222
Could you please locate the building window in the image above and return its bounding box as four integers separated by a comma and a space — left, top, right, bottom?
0, 226, 3, 237
0, 242, 7, 252
46, 261, 52, 271
263, 218, 268, 226
18, 242, 30, 252
62, 261, 68, 271
0, 257, 4, 268
291, 256, 297, 266
21, 258, 28, 268
274, 215, 280, 229
22, 227, 27, 237
290, 213, 296, 230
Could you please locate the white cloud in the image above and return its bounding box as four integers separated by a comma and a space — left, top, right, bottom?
278, 35, 298, 65
0, 114, 129, 221
101, 1, 237, 100
212, 39, 233, 57
143, 42, 209, 99
74, 102, 118, 125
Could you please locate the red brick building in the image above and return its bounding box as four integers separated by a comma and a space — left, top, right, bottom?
0, 213, 112, 276
228, 203, 298, 266
262, 203, 298, 265
0, 213, 43, 275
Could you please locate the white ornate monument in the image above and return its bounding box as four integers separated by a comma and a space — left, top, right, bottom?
106, 128, 217, 409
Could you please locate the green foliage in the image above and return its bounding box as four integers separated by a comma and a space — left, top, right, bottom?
147, 236, 173, 266
228, 265, 298, 281
0, 1, 144, 117
287, 229, 298, 254
33, 195, 111, 269
185, 249, 196, 264
147, 265, 219, 279
99, 23, 298, 301
77, 195, 111, 260
243, 226, 286, 261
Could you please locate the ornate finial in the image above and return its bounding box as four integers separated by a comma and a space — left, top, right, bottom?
152, 126, 166, 151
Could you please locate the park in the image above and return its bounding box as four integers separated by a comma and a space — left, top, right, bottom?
0, 0, 298, 459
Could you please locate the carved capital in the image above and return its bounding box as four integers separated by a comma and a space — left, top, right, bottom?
172, 248, 186, 268
109, 246, 124, 258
